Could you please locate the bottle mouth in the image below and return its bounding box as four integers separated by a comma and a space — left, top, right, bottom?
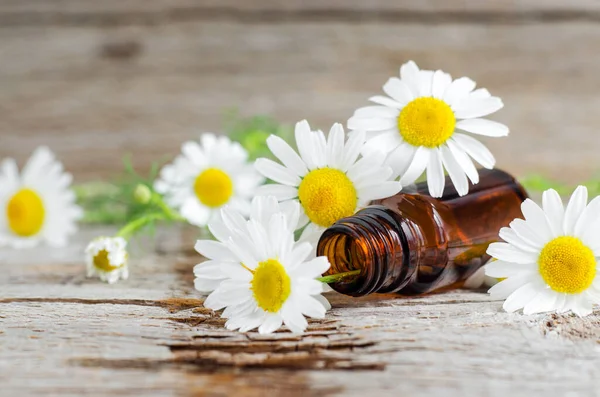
317, 225, 373, 296
317, 205, 413, 297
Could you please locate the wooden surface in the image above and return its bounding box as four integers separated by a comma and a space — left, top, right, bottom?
2, 1, 600, 182
3, 226, 600, 396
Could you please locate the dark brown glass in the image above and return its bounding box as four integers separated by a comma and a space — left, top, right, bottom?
317, 169, 528, 297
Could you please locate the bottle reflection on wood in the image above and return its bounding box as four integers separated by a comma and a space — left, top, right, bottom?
317, 169, 528, 297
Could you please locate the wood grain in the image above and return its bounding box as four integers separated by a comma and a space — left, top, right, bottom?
3, 226, 600, 396
1, 1, 598, 184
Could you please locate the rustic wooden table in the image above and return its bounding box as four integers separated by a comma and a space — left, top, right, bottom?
2, 226, 600, 396
3, 1, 600, 395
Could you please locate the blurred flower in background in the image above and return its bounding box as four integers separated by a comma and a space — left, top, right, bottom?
85, 236, 129, 284
154, 134, 264, 227
0, 146, 82, 248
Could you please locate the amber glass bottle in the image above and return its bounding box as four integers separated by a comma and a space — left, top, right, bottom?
317, 169, 528, 297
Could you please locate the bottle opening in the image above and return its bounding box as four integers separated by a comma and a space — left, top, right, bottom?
317, 222, 380, 296
316, 206, 411, 296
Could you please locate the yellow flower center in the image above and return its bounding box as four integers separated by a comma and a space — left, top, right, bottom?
538, 236, 596, 294
251, 259, 291, 313
398, 97, 456, 148
93, 249, 123, 272
6, 188, 45, 237
193, 168, 233, 208
297, 168, 357, 228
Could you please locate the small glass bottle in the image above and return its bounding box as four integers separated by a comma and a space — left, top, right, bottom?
317, 169, 528, 297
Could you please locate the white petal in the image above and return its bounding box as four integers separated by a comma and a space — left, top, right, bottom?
443, 77, 476, 107
256, 184, 298, 201
297, 295, 327, 319
451, 133, 495, 169
542, 189, 565, 237
440, 145, 468, 196
258, 315, 283, 334
453, 97, 504, 119
195, 240, 236, 261
503, 281, 543, 313
299, 257, 331, 278
574, 196, 600, 238
456, 118, 509, 137
399, 147, 429, 186
498, 227, 538, 253
385, 142, 416, 179
383, 77, 413, 105
523, 288, 558, 315
266, 135, 308, 177
255, 158, 301, 186
563, 186, 588, 235
445, 139, 479, 184
400, 60, 421, 97
509, 219, 546, 250
367, 95, 404, 109
288, 241, 314, 268
487, 242, 538, 264
520, 199, 553, 243
470, 88, 491, 99
569, 295, 593, 317
417, 70, 434, 97
347, 117, 397, 132
353, 105, 399, 119
358, 181, 402, 202
194, 277, 223, 293
312, 294, 332, 311
341, 130, 366, 171
361, 131, 402, 158
431, 70, 452, 99
281, 299, 308, 333
488, 272, 535, 299
426, 148, 445, 198
295, 120, 318, 169
485, 259, 535, 278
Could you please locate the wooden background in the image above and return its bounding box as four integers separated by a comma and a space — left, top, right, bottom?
1, 1, 600, 181
4, 2, 600, 396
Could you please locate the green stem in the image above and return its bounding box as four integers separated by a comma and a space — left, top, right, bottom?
116, 213, 167, 240
317, 270, 361, 284
150, 192, 186, 222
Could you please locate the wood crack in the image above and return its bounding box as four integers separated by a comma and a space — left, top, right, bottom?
0, 297, 204, 312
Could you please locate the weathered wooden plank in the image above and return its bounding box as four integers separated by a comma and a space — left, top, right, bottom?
1, 21, 599, 183
3, 227, 600, 396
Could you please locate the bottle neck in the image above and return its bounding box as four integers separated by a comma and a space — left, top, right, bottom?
317, 206, 418, 296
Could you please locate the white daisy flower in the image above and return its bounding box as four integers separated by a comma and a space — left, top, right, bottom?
85, 237, 129, 284
254, 120, 402, 246
196, 195, 331, 334
194, 195, 300, 294
154, 134, 264, 227
486, 186, 600, 316
0, 147, 82, 248
348, 60, 508, 198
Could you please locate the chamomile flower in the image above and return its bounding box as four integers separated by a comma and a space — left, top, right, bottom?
194, 195, 300, 294
154, 134, 264, 227
486, 187, 600, 316
348, 60, 508, 197
85, 237, 129, 284
196, 196, 331, 334
0, 147, 82, 248
254, 120, 402, 246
